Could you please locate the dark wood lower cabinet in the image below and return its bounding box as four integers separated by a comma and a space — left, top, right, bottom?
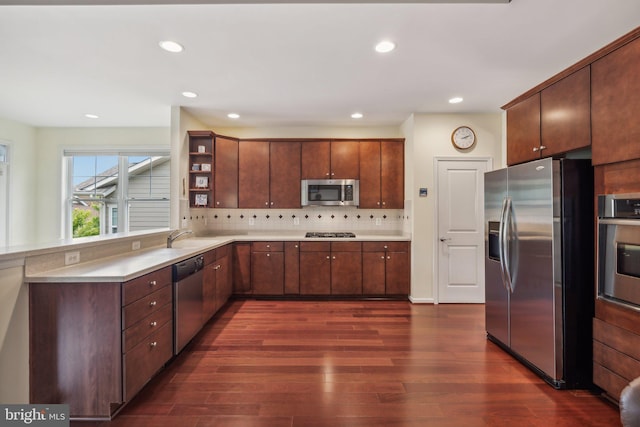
251, 242, 285, 295
299, 252, 331, 295
233, 242, 252, 294
330, 242, 362, 295
284, 242, 300, 294
363, 251, 386, 295
29, 266, 174, 420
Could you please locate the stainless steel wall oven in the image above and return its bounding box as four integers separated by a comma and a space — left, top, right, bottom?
598, 193, 640, 310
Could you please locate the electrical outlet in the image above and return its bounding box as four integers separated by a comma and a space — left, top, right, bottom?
64, 251, 80, 265
249, 217, 255, 226
293, 217, 300, 226
375, 218, 382, 226
131, 241, 141, 251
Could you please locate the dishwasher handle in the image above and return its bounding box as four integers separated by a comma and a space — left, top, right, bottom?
173, 255, 204, 282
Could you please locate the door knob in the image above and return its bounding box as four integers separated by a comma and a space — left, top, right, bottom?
440, 238, 451, 242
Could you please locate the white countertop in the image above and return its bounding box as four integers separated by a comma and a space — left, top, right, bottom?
25, 232, 410, 284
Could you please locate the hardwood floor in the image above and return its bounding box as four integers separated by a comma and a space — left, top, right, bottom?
74, 300, 621, 427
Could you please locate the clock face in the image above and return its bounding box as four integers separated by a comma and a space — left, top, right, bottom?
452, 126, 476, 150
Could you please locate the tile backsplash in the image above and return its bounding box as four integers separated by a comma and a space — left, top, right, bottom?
184, 206, 410, 235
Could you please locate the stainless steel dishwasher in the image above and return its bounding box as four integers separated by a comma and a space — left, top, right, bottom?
173, 254, 204, 354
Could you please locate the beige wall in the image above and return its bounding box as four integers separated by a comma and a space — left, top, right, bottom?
403, 113, 504, 302
34, 127, 170, 243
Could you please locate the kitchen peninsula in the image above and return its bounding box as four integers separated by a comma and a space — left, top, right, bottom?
24, 229, 410, 420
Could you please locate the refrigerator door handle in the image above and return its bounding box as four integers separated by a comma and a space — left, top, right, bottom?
498, 197, 509, 291
501, 197, 514, 293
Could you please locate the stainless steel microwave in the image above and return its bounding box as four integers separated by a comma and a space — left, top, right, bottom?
301, 179, 359, 207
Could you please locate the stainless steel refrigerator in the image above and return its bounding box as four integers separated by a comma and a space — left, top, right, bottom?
484, 157, 593, 389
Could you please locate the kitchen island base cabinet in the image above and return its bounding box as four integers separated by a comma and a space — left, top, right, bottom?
29, 266, 173, 420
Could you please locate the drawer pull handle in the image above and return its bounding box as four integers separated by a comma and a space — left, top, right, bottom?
214, 264, 221, 270
150, 321, 157, 327
384, 245, 388, 249
149, 301, 157, 307
149, 341, 157, 348
149, 280, 157, 286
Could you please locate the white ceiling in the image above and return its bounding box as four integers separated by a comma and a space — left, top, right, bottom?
0, 1, 638, 128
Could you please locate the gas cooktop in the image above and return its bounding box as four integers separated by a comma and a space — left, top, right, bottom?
305, 232, 356, 238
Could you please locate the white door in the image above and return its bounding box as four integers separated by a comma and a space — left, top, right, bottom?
436, 158, 490, 303
0, 144, 8, 247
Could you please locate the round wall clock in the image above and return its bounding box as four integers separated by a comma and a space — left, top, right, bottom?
451, 126, 476, 150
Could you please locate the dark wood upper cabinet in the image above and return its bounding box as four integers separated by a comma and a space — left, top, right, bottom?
301, 140, 359, 179
301, 140, 331, 179
541, 66, 591, 157
270, 142, 301, 208
238, 140, 270, 208
214, 136, 239, 208
359, 140, 404, 209
592, 36, 640, 165
381, 140, 404, 209
506, 93, 541, 165
359, 140, 382, 209
330, 140, 360, 179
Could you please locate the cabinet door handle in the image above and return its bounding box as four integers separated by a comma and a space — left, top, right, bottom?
270, 201, 274, 206
387, 256, 391, 260
149, 341, 157, 348
216, 201, 220, 205
325, 172, 330, 176
532, 147, 539, 152
382, 201, 386, 206
381, 256, 385, 259
150, 321, 157, 327
332, 256, 336, 260
539, 145, 547, 151
266, 253, 270, 257
149, 301, 157, 307
149, 280, 157, 286
214, 264, 221, 270
265, 201, 269, 205
326, 256, 330, 259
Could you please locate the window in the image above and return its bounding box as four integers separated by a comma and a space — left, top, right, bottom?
0, 144, 8, 246
64, 151, 170, 239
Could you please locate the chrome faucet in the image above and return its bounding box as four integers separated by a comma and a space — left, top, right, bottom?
167, 229, 193, 248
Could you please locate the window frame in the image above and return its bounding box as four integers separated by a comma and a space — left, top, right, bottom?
63, 148, 170, 239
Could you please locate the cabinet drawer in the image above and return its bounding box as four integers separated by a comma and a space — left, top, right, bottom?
593, 318, 640, 362
251, 241, 284, 252
299, 241, 331, 252
123, 285, 172, 329
362, 241, 409, 252
123, 302, 172, 353
123, 267, 171, 306
593, 362, 629, 402
331, 241, 361, 252
123, 320, 173, 400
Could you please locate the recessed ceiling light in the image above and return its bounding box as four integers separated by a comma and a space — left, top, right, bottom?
182, 91, 198, 98
449, 97, 464, 104
375, 40, 396, 53
84, 113, 99, 119
159, 40, 183, 53
227, 113, 240, 119
351, 112, 363, 119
